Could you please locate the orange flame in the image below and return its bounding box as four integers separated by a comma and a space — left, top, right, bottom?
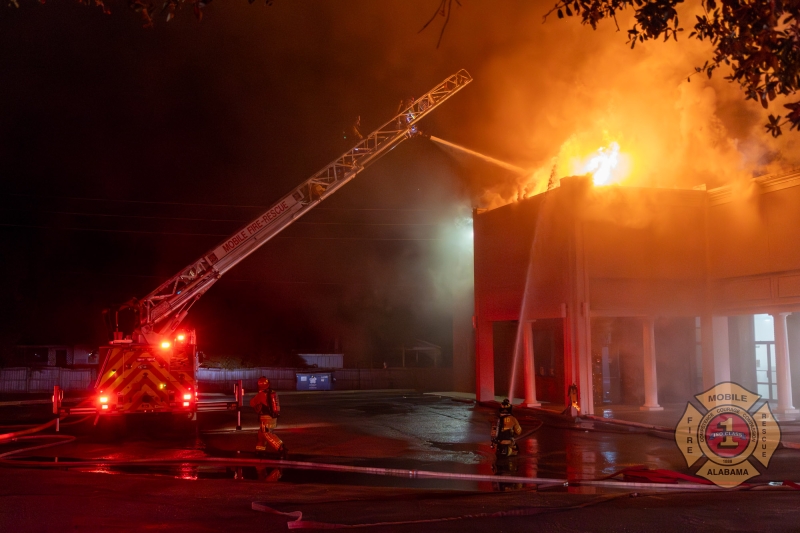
583, 142, 621, 186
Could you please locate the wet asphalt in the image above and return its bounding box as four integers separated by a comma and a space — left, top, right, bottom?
2, 391, 800, 531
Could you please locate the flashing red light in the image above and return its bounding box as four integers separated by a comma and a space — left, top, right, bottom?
176, 333, 186, 342
183, 401, 190, 407
183, 393, 192, 401
101, 404, 109, 410
160, 341, 171, 349
99, 396, 108, 404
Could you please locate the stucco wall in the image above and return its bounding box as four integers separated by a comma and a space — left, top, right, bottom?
709, 177, 800, 313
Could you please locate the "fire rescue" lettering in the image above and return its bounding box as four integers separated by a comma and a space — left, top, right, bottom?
220, 201, 292, 254
207, 196, 298, 266
260, 201, 290, 225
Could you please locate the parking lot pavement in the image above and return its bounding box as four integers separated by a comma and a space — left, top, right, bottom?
3, 391, 800, 531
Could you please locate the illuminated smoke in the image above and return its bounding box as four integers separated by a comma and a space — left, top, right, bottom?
440, 3, 800, 209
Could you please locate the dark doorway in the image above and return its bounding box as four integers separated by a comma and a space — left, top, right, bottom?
493, 321, 521, 399
532, 319, 564, 404
493, 319, 564, 404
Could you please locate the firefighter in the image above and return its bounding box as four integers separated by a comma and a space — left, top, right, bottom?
491, 399, 522, 457
492, 458, 523, 491
250, 376, 285, 456
563, 383, 580, 417
396, 97, 415, 130
350, 115, 363, 141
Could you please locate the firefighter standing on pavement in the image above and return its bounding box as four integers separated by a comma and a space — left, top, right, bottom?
250, 376, 285, 455
491, 399, 522, 457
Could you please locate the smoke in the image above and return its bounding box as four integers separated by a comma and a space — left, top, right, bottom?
3, 0, 798, 361
423, 2, 800, 209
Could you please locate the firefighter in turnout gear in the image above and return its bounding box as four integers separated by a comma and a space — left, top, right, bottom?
491, 399, 522, 457
250, 376, 284, 455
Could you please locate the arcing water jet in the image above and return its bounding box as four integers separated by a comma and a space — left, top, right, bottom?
429, 136, 528, 175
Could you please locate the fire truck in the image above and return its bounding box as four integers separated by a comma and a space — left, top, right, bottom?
57, 70, 472, 424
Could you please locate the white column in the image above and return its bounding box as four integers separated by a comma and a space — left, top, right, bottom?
700, 315, 731, 390
641, 316, 663, 411
772, 312, 798, 415
578, 302, 594, 415
522, 321, 541, 408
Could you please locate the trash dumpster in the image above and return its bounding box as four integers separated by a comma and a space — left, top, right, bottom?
295, 372, 332, 391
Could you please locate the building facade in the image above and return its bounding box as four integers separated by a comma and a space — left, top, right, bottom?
473, 171, 800, 417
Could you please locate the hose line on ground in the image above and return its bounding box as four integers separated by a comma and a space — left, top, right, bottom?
252, 493, 629, 529
0, 435, 77, 459
0, 414, 91, 443
0, 418, 61, 443
1, 450, 755, 492
1, 413, 796, 497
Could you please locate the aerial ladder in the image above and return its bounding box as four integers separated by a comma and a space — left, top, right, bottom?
61, 70, 472, 422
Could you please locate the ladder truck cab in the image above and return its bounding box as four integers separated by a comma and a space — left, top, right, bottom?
77, 70, 472, 424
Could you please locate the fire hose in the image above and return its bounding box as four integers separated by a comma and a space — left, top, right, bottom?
575, 412, 800, 450
0, 434, 77, 459
251, 478, 800, 529
252, 493, 631, 529
0, 410, 91, 457
0, 413, 754, 493
0, 450, 747, 493
0, 432, 731, 530
0, 412, 91, 444
2, 407, 799, 530
3, 430, 799, 530
0, 417, 61, 443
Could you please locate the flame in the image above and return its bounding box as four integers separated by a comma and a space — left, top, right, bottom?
583, 142, 621, 186
480, 136, 635, 208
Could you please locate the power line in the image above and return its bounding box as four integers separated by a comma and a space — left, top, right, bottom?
0, 223, 441, 241
0, 208, 438, 227
0, 209, 243, 224
57, 270, 440, 289
1, 192, 439, 212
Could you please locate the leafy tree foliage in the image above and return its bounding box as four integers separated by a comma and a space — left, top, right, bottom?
7, 0, 797, 136
544, 0, 800, 136
4, 0, 273, 28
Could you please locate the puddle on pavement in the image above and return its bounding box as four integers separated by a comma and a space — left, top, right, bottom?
4, 417, 689, 494
352, 402, 413, 416
427, 441, 477, 452
9, 454, 552, 492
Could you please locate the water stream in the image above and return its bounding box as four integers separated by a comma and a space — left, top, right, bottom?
429, 136, 527, 175
507, 184, 557, 403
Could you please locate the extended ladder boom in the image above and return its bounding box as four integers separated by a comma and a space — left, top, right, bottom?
132, 69, 472, 342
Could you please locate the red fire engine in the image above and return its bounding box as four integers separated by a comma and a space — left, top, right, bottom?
57, 70, 472, 423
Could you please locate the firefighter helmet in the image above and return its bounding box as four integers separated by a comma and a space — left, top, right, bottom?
257, 376, 270, 390
500, 398, 512, 415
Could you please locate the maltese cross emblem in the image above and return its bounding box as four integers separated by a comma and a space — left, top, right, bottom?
675, 382, 781, 487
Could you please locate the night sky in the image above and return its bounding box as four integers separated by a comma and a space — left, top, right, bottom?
1, 1, 796, 365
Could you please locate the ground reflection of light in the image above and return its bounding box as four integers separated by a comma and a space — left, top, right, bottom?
175, 463, 198, 480
601, 450, 618, 464
83, 465, 119, 475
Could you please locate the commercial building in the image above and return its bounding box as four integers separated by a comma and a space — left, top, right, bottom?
472, 170, 800, 417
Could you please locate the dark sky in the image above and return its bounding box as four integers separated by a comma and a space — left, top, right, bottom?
0, 0, 508, 365
1, 0, 796, 365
